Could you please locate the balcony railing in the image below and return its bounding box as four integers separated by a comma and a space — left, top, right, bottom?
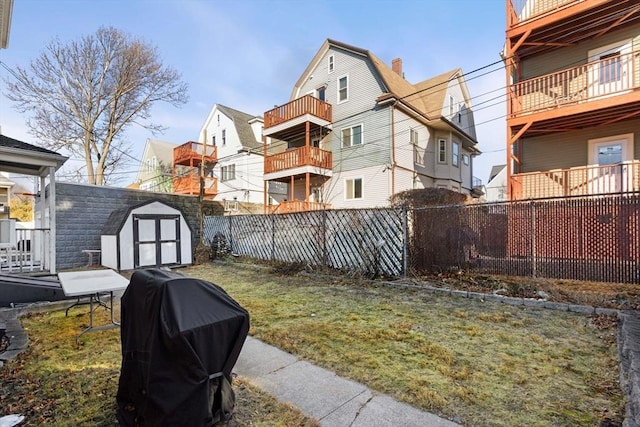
512, 161, 640, 199
508, 0, 581, 26
173, 141, 217, 165
264, 95, 332, 129
510, 50, 638, 116
265, 146, 332, 174
266, 200, 331, 214
173, 175, 217, 196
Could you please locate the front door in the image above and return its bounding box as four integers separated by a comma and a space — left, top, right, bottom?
587, 134, 634, 194
133, 214, 181, 268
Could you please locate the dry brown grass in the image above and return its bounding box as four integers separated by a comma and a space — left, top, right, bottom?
184, 260, 624, 427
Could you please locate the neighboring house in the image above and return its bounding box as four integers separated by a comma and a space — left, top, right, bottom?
0, 172, 14, 219
135, 139, 176, 193
198, 104, 284, 207
483, 165, 507, 202
505, 0, 640, 199
262, 39, 482, 214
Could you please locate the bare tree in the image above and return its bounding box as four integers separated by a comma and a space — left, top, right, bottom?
4, 26, 188, 185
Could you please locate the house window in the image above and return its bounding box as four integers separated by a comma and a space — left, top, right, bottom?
463, 154, 470, 166
338, 75, 349, 103
452, 142, 460, 167
221, 164, 236, 181
341, 124, 362, 148
411, 129, 423, 165
212, 135, 216, 146
317, 86, 326, 101
457, 103, 463, 123
345, 178, 362, 200
449, 95, 455, 116
438, 139, 447, 163
328, 55, 334, 73
217, 114, 220, 126
222, 129, 226, 145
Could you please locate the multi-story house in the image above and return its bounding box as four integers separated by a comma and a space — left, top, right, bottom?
262, 39, 482, 214
198, 104, 284, 206
505, 0, 640, 199
135, 139, 175, 193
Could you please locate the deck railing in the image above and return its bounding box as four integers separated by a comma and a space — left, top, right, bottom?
512, 161, 640, 199
266, 200, 331, 214
508, 0, 581, 26
173, 175, 217, 196
264, 95, 332, 129
265, 146, 332, 174
173, 141, 217, 165
510, 50, 638, 116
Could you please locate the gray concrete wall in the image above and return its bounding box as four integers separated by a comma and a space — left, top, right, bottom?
51, 183, 224, 270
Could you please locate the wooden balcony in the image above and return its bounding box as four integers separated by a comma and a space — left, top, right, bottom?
508, 0, 582, 26
511, 161, 640, 200
173, 175, 217, 197
266, 200, 331, 214
265, 146, 332, 175
509, 50, 639, 118
173, 141, 217, 167
264, 95, 332, 130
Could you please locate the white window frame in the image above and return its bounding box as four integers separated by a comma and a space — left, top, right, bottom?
452, 142, 460, 167
341, 124, 363, 148
328, 55, 335, 74
338, 74, 349, 104
344, 177, 363, 200
449, 95, 455, 116
221, 164, 236, 182
587, 133, 634, 165
438, 139, 447, 164
463, 153, 470, 166
222, 129, 226, 145
411, 129, 423, 165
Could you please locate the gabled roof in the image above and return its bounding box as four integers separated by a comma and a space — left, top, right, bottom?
292, 39, 477, 143
0, 134, 68, 176
217, 105, 262, 150
201, 104, 263, 151
489, 164, 506, 182
135, 139, 176, 184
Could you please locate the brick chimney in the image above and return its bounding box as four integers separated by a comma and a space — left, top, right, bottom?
392, 58, 403, 77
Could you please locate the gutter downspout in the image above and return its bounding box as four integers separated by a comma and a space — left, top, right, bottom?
390, 102, 397, 204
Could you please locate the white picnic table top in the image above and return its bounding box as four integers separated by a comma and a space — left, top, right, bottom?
58, 269, 129, 297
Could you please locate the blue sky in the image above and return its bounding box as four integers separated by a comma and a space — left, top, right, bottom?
0, 0, 507, 185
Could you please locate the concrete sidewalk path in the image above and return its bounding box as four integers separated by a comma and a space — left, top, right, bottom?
234, 336, 460, 427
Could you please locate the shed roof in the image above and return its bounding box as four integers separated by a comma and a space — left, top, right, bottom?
101, 199, 185, 236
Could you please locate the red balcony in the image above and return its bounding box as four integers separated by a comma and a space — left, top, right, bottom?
173, 175, 217, 197
266, 200, 331, 214
264, 95, 332, 130
509, 50, 639, 118
264, 146, 332, 175
511, 161, 640, 199
173, 141, 217, 167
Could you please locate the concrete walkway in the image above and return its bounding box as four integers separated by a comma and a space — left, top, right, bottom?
235, 336, 460, 427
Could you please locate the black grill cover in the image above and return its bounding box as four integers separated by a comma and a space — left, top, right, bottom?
116, 269, 250, 426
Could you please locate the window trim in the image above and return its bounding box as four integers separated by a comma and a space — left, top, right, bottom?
338, 74, 349, 104
221, 163, 236, 182
438, 139, 447, 164
462, 153, 470, 166
222, 129, 226, 145
449, 95, 455, 116
344, 177, 363, 200
341, 123, 363, 148
328, 54, 335, 74
411, 129, 423, 165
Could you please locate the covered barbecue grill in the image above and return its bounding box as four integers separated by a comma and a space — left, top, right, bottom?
116, 269, 250, 426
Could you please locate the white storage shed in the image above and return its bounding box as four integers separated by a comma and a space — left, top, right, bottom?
101, 200, 193, 271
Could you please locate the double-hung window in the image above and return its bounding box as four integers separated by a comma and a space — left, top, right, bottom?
222, 129, 226, 145
438, 139, 447, 163
328, 55, 335, 73
341, 124, 362, 148
345, 178, 362, 200
338, 75, 349, 103
452, 142, 460, 167
221, 164, 236, 181
411, 129, 423, 165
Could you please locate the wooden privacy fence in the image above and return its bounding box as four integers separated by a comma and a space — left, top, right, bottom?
411, 193, 640, 283
203, 208, 407, 277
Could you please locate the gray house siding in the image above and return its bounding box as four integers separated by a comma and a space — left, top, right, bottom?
52, 183, 223, 270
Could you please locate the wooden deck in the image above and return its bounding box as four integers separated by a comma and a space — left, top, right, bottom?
264, 95, 332, 129
173, 141, 217, 166
266, 200, 331, 214
265, 146, 332, 174
173, 175, 217, 196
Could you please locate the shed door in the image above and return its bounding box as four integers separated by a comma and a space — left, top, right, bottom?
133, 214, 181, 268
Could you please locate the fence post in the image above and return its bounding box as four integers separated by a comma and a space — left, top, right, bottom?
228, 215, 234, 254
322, 209, 328, 269
270, 214, 275, 261
530, 201, 537, 278
402, 205, 408, 278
